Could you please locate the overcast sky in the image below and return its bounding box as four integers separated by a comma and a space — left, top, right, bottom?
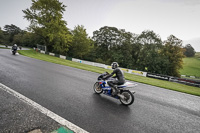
0, 0, 200, 51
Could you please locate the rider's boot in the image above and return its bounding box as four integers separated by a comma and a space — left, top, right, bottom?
112, 86, 119, 96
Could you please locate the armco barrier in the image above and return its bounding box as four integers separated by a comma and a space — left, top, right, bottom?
93, 62, 107, 69
121, 68, 129, 73
39, 50, 146, 77
132, 70, 147, 77
72, 58, 81, 63
147, 72, 200, 87
170, 77, 200, 87
181, 75, 200, 79
38, 49, 199, 87
49, 52, 55, 56
72, 58, 107, 69
60, 55, 66, 59
147, 73, 170, 81
107, 66, 147, 77
39, 50, 147, 76
40, 50, 45, 54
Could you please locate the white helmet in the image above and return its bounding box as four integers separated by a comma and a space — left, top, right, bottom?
111, 62, 119, 69
14, 44, 17, 47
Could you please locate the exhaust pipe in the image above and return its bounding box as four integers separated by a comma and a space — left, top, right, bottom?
131, 91, 135, 94
117, 94, 125, 99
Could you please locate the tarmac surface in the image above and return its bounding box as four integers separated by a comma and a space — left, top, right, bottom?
1, 48, 200, 133
0, 85, 62, 133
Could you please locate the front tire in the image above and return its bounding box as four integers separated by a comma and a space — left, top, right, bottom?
119, 90, 134, 105
93, 82, 103, 94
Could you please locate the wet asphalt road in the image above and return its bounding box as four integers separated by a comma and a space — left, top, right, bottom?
0, 49, 200, 133
0, 86, 61, 133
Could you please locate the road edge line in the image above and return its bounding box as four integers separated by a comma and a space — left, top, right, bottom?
0, 83, 89, 133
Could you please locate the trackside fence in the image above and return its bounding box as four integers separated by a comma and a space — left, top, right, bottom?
147, 73, 200, 87
35, 49, 200, 88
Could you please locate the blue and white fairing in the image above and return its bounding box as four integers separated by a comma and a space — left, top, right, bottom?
94, 73, 136, 105
97, 73, 137, 91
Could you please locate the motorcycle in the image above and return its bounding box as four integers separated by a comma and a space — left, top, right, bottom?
93, 72, 137, 106
11, 49, 17, 55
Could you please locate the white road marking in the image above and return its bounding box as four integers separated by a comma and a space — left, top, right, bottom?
0, 83, 89, 133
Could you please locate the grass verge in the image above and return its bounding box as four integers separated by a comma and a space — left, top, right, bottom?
180, 52, 200, 77
19, 49, 200, 97
0, 47, 9, 49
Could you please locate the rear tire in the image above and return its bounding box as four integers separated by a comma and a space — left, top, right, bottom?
93, 82, 103, 94
119, 90, 134, 105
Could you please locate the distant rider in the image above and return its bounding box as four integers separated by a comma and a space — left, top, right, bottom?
104, 62, 125, 96
12, 44, 18, 51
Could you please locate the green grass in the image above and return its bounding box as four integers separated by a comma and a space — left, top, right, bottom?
19, 50, 200, 97
0, 46, 9, 49
195, 52, 200, 58
180, 52, 200, 77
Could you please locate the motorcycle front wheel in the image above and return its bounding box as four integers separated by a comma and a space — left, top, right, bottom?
93, 82, 103, 94
119, 90, 134, 105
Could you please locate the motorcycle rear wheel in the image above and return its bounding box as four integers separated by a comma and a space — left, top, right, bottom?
119, 90, 134, 105
93, 82, 103, 94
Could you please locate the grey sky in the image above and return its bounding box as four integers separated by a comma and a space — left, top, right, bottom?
0, 0, 200, 51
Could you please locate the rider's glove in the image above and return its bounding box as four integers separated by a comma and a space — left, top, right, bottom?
102, 76, 107, 80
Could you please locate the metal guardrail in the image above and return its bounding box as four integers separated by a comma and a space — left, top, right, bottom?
181, 75, 200, 79
37, 49, 200, 88
147, 72, 200, 87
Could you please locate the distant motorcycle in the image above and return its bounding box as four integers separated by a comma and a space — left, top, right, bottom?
93, 72, 137, 106
11, 44, 18, 55
12, 49, 17, 55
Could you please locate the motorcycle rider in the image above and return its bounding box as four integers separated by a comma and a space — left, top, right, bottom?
104, 62, 125, 96
12, 44, 18, 51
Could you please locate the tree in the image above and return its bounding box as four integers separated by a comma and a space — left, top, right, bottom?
0, 27, 4, 44
93, 26, 133, 65
135, 30, 163, 73
4, 24, 22, 34
23, 0, 72, 54
17, 32, 39, 48
68, 25, 91, 59
93, 26, 143, 68
93, 26, 122, 64
184, 44, 195, 57
111, 31, 135, 69
21, 32, 36, 47
161, 35, 185, 77
3, 24, 22, 44
13, 33, 24, 45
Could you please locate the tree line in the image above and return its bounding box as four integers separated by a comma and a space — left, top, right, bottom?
0, 0, 196, 77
